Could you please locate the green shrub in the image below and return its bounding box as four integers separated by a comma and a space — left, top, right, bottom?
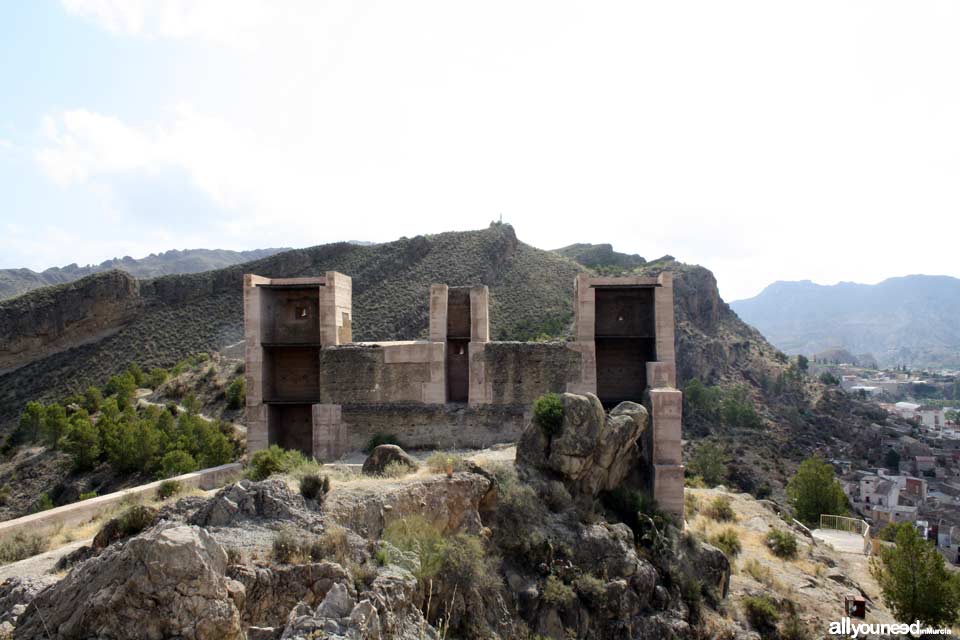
765, 529, 798, 559
533, 393, 564, 437
0, 532, 47, 565
159, 450, 198, 478
83, 386, 103, 414
299, 473, 330, 501
34, 493, 54, 512
721, 386, 763, 429
79, 491, 98, 501
310, 525, 351, 564
247, 445, 307, 481
272, 528, 304, 564
687, 441, 729, 487
383, 516, 445, 580
117, 505, 157, 537
425, 452, 467, 474
710, 528, 742, 557
742, 595, 780, 634
684, 493, 700, 518
542, 575, 576, 607
381, 460, 414, 478
226, 377, 246, 410
156, 480, 182, 500
364, 433, 403, 453
573, 574, 607, 609
704, 495, 735, 522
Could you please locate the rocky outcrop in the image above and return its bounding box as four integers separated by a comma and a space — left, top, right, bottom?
14, 525, 244, 640
0, 270, 143, 374
190, 479, 315, 528
517, 393, 647, 501
229, 561, 353, 628
0, 575, 58, 631
362, 445, 419, 476
281, 566, 435, 640
325, 472, 492, 538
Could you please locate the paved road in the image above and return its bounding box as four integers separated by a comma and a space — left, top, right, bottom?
812, 528, 866, 554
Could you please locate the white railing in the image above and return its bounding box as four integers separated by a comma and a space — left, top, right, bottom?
820, 514, 872, 554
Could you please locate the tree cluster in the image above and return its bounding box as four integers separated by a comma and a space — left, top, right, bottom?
16, 363, 239, 478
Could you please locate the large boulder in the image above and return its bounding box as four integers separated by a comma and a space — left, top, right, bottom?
517, 393, 648, 499
14, 525, 244, 640
190, 479, 311, 528
228, 561, 353, 628
362, 445, 420, 476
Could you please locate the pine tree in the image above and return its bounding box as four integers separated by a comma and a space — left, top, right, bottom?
871, 524, 960, 626
786, 457, 848, 526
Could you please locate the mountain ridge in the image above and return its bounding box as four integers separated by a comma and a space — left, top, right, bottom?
0, 247, 291, 301
730, 274, 960, 368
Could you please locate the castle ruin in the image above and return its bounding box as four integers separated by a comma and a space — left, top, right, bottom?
243, 272, 683, 516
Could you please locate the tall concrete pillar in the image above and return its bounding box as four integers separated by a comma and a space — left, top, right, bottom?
649, 387, 684, 518
243, 274, 270, 454
470, 285, 490, 343
312, 404, 345, 462
654, 272, 676, 366
320, 271, 353, 347
429, 284, 449, 343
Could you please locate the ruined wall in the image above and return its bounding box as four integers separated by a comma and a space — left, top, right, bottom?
339, 403, 527, 451
317, 342, 445, 404
469, 341, 583, 405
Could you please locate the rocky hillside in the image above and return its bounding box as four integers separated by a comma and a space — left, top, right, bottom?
731, 275, 960, 369
0, 224, 580, 434
0, 247, 288, 301
2, 394, 737, 639
0, 225, 875, 497
551, 243, 648, 271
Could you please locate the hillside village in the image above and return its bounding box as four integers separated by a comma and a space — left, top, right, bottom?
810, 358, 960, 564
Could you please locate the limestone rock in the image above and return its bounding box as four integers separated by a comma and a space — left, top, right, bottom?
325, 473, 492, 538
280, 564, 436, 640
0, 575, 58, 626
685, 540, 731, 599
228, 561, 353, 628
13, 525, 243, 640
574, 523, 646, 580
517, 393, 648, 499
361, 445, 419, 476
190, 479, 311, 528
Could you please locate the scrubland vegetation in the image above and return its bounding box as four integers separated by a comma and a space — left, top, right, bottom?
10, 358, 243, 480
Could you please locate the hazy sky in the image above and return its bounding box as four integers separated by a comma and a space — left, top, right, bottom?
1, 1, 958, 301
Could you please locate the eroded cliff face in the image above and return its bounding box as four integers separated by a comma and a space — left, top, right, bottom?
0, 271, 144, 375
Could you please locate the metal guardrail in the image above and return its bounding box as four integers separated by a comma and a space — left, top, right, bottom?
820, 514, 872, 554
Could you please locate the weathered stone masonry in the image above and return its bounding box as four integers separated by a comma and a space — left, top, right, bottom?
244, 271, 684, 516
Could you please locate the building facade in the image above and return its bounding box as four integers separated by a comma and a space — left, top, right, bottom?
243, 271, 683, 516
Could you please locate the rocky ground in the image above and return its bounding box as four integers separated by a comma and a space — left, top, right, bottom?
686, 487, 897, 636
0, 392, 752, 640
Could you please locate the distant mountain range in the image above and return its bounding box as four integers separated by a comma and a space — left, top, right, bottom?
0, 248, 292, 300
730, 275, 960, 369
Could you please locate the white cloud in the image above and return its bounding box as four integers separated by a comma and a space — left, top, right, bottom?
61, 0, 272, 47
40, 1, 960, 300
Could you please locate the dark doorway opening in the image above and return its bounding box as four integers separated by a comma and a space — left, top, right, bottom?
594, 286, 657, 407
447, 339, 469, 403
268, 404, 313, 457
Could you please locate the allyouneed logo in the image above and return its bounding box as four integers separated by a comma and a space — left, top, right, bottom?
829, 618, 953, 637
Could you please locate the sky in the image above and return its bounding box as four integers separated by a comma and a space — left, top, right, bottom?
1, 1, 958, 301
